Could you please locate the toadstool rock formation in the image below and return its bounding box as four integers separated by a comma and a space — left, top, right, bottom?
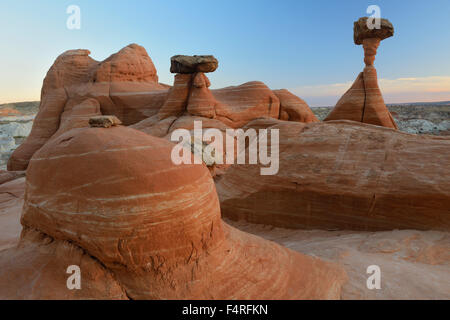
7, 48, 317, 171
0, 125, 346, 299
324, 17, 397, 129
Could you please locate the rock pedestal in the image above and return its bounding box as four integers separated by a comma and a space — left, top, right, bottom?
325, 17, 397, 129
7, 48, 318, 171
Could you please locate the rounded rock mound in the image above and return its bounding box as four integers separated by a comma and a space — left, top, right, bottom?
20, 125, 346, 299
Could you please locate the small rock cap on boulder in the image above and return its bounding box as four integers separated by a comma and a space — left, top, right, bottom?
88, 115, 122, 128
170, 55, 218, 74
354, 17, 394, 45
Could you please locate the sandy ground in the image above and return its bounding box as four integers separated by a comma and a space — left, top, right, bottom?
226, 219, 450, 300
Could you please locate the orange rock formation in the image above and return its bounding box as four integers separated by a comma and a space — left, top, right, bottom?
216, 120, 450, 231
7, 48, 317, 171
0, 125, 346, 299
324, 17, 397, 129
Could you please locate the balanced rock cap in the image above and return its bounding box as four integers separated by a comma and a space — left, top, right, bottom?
354, 17, 394, 45
89, 115, 122, 128
170, 55, 218, 74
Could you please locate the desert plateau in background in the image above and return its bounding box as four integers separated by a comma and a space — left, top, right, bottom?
1, 100, 449, 170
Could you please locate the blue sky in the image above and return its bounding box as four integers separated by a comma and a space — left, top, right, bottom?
1, 0, 449, 106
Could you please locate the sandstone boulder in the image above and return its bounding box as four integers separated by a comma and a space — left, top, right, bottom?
216, 121, 450, 231
0, 125, 346, 299
170, 55, 218, 73
354, 17, 394, 45
7, 44, 169, 171
89, 115, 122, 128
7, 45, 318, 171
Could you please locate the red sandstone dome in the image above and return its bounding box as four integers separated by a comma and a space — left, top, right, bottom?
0, 125, 346, 299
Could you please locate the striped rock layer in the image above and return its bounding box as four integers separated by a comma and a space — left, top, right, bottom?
6, 125, 346, 299
216, 120, 450, 231
144, 74, 318, 133
324, 66, 397, 129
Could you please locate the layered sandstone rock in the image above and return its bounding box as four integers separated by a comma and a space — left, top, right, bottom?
130, 56, 317, 177
0, 170, 25, 185
0, 228, 129, 300
186, 72, 218, 118
7, 44, 169, 171
216, 120, 450, 231
1, 174, 448, 299
0, 125, 346, 299
324, 17, 397, 129
155, 77, 283, 129
0, 177, 25, 251
274, 89, 319, 123
8, 47, 316, 171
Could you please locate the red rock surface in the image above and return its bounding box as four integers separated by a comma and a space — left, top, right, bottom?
274, 89, 319, 123
0, 170, 25, 185
0, 125, 346, 299
0, 177, 24, 251
186, 72, 217, 118
213, 81, 281, 128
216, 120, 450, 231
1, 175, 448, 299
7, 44, 169, 171
7, 45, 316, 171
325, 67, 397, 129
0, 176, 447, 300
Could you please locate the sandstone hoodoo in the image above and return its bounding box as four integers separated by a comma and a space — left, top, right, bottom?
7, 46, 317, 171
0, 125, 346, 299
324, 17, 397, 129
140, 54, 318, 135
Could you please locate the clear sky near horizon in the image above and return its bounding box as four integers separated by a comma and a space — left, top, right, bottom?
1, 0, 449, 106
